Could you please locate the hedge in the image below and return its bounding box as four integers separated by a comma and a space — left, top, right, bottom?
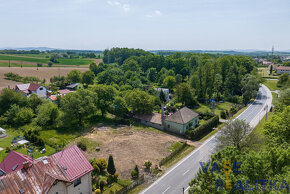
186, 115, 219, 140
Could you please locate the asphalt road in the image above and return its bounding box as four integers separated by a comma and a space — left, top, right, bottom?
140, 85, 272, 194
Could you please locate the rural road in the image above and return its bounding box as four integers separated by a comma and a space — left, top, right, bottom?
140, 84, 272, 194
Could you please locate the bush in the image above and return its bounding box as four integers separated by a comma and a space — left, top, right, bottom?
96, 158, 108, 172
99, 180, 105, 191
144, 161, 152, 169
220, 110, 227, 119
186, 115, 219, 140
94, 189, 101, 194
77, 141, 87, 151
48, 62, 53, 67
131, 165, 139, 179
24, 129, 45, 147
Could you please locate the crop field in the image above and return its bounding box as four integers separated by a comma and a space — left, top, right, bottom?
0, 66, 89, 91
0, 54, 96, 66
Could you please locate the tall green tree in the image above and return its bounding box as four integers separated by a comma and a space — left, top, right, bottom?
35, 102, 59, 127
175, 83, 197, 107
82, 70, 95, 86
0, 88, 27, 114
61, 89, 97, 126
163, 76, 176, 90
107, 155, 116, 175
125, 90, 155, 114
28, 94, 44, 113
67, 70, 82, 83
91, 85, 116, 116
241, 74, 259, 105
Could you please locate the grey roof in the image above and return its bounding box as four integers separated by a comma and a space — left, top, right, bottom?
66, 83, 79, 88
165, 107, 198, 124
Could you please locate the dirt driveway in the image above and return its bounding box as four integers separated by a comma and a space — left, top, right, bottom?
82, 126, 189, 179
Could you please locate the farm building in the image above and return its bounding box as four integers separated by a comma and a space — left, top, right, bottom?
0, 145, 93, 193
15, 83, 47, 98
66, 83, 82, 90
134, 106, 199, 135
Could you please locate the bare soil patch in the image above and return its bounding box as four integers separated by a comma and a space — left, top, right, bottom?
79, 126, 190, 179
0, 67, 88, 91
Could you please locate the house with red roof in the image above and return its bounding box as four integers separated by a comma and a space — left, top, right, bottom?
276, 66, 290, 75
0, 145, 93, 194
15, 83, 47, 98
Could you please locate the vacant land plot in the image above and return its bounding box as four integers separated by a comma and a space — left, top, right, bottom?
0, 67, 88, 91
76, 126, 191, 179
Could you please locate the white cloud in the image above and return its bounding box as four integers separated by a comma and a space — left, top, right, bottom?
145, 10, 162, 18
155, 10, 161, 15
123, 4, 130, 12
107, 0, 130, 12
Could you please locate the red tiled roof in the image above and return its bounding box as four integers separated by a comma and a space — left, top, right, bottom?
49, 95, 57, 101
0, 151, 34, 175
0, 146, 93, 193
52, 145, 94, 181
276, 66, 290, 70
134, 113, 163, 125
28, 83, 42, 91
58, 89, 73, 95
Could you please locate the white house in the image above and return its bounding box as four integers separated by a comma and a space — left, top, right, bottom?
15, 83, 47, 98
155, 88, 170, 101
276, 66, 290, 75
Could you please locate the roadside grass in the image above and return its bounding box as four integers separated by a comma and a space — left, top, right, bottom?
264, 80, 279, 91
162, 145, 195, 169
127, 184, 147, 194
168, 141, 183, 152
272, 92, 279, 106
246, 112, 273, 151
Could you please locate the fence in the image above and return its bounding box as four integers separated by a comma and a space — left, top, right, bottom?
115, 174, 145, 194
159, 142, 187, 166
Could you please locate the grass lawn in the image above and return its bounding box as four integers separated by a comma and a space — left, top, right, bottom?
103, 183, 124, 194
264, 80, 279, 91
258, 67, 278, 79
193, 101, 232, 118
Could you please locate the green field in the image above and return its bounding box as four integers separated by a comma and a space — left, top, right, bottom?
0, 54, 94, 66
264, 80, 279, 91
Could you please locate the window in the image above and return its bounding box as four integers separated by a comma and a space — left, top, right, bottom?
39, 87, 43, 90
168, 125, 170, 128
74, 178, 81, 187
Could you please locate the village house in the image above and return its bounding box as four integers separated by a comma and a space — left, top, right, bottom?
155, 88, 170, 101
15, 83, 47, 98
134, 106, 199, 135
276, 66, 290, 75
66, 83, 82, 91
0, 145, 93, 194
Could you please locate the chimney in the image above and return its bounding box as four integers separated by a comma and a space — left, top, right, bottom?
23, 161, 30, 170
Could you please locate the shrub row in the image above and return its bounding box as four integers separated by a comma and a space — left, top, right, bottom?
186, 115, 219, 140
4, 72, 40, 83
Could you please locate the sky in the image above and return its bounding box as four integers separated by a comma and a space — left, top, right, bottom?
0, 0, 290, 51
